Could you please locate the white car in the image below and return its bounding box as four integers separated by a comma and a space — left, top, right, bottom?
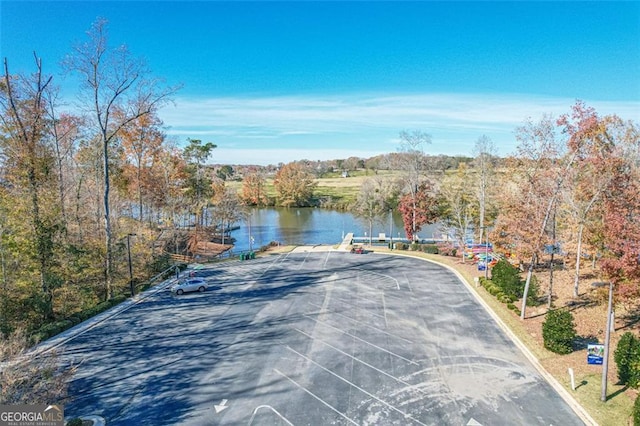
171, 278, 207, 295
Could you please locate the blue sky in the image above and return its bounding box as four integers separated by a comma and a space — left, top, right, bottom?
2, 1, 639, 165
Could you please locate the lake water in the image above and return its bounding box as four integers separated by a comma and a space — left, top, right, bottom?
229, 207, 443, 252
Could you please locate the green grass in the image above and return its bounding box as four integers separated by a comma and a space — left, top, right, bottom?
229, 170, 403, 207
562, 375, 632, 426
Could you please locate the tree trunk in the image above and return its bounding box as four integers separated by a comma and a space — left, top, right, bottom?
573, 223, 584, 298
75, 174, 84, 241
478, 182, 486, 244
52, 124, 68, 233
103, 132, 113, 301
547, 209, 557, 310
137, 166, 143, 223
521, 253, 537, 320
412, 196, 417, 240
0, 245, 7, 330
548, 251, 555, 310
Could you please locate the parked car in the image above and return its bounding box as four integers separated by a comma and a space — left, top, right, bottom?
171, 278, 207, 295
350, 245, 367, 254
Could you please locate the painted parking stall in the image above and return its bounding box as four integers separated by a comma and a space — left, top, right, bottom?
59, 251, 584, 425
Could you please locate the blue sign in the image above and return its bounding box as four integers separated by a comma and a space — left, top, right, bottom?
587, 344, 605, 365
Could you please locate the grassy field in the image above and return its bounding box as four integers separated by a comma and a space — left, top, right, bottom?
227, 169, 403, 206
314, 170, 402, 206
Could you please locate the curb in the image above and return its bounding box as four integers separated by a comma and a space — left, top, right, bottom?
372, 251, 598, 426
31, 269, 190, 357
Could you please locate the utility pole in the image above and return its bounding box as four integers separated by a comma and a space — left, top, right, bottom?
127, 233, 136, 296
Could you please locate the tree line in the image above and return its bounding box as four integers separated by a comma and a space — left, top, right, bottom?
0, 19, 224, 336
333, 102, 639, 320
1, 18, 639, 342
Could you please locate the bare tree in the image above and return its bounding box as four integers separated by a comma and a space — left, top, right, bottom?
439, 164, 476, 263
212, 188, 243, 246
472, 135, 497, 244
353, 177, 390, 246
63, 18, 179, 300
45, 85, 84, 235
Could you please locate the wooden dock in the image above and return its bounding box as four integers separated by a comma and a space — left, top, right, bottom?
338, 233, 354, 251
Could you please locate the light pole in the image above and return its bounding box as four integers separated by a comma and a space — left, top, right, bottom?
485, 228, 490, 280
248, 212, 253, 252
389, 209, 393, 250
592, 281, 614, 402
480, 226, 489, 279
126, 233, 136, 297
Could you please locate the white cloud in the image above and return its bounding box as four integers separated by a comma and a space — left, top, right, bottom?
159, 92, 640, 165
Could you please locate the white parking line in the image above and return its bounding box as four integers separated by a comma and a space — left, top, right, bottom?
248, 405, 294, 426
403, 271, 414, 293
323, 251, 331, 269
298, 251, 312, 269
310, 291, 387, 321
381, 291, 389, 328
292, 328, 460, 405
273, 368, 359, 425
257, 254, 286, 275
286, 346, 428, 426
356, 268, 400, 290
294, 328, 414, 384
303, 315, 418, 365
305, 303, 414, 344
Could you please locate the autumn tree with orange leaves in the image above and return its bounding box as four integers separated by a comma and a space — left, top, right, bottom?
558, 102, 621, 297
598, 118, 640, 299
1, 55, 60, 321
273, 162, 316, 207
494, 113, 571, 318
116, 109, 165, 224
241, 170, 270, 206
494, 101, 640, 318
398, 181, 439, 241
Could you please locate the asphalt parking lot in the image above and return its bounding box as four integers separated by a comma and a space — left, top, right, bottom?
59, 249, 585, 425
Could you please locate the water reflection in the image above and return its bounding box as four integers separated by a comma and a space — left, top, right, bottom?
231, 207, 441, 252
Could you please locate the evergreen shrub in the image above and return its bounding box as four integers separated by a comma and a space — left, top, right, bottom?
614, 332, 640, 388
542, 309, 576, 354
436, 244, 457, 257
491, 259, 523, 300
421, 244, 439, 254
526, 275, 542, 306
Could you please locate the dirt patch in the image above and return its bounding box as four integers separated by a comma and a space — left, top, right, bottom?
194, 241, 233, 257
